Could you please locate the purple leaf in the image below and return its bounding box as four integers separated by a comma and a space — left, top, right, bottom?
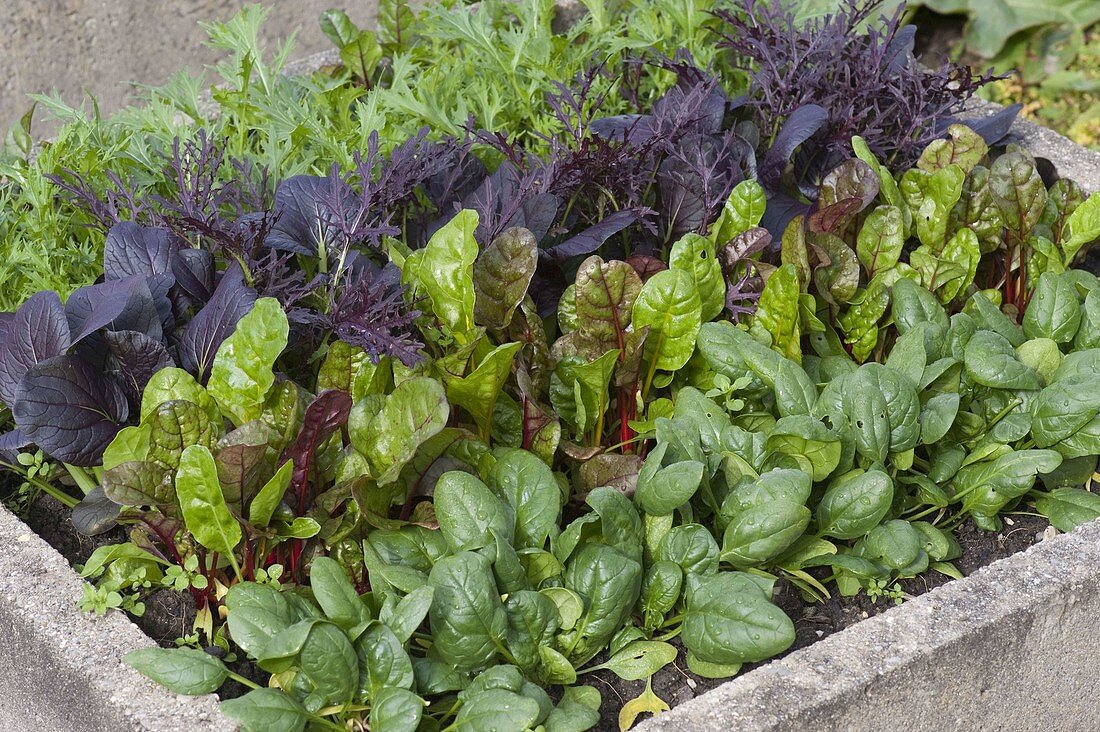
171, 249, 215, 305
267, 175, 355, 255
760, 105, 828, 190
958, 103, 1021, 146
177, 262, 258, 381
103, 222, 180, 282
104, 330, 175, 405
71, 486, 122, 536
281, 390, 353, 514
0, 428, 30, 465
0, 291, 72, 408
761, 193, 812, 239
545, 210, 640, 262
66, 276, 163, 345
13, 355, 129, 466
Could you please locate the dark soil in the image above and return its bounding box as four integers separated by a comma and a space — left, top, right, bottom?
582, 513, 1052, 732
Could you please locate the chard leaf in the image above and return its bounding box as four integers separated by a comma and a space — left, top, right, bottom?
754, 264, 802, 363
573, 255, 643, 358
403, 209, 478, 340
176, 445, 241, 558
810, 232, 860, 305
838, 278, 889, 363
917, 124, 988, 174
632, 269, 702, 373
207, 298, 288, 428
1061, 191, 1100, 264
900, 164, 965, 250
249, 459, 293, 528
282, 389, 352, 513
441, 342, 522, 439
147, 399, 219, 474
990, 150, 1047, 246
856, 205, 904, 277
316, 341, 366, 394
548, 349, 618, 436
473, 227, 538, 329
669, 234, 725, 322
141, 367, 220, 424
350, 376, 449, 485
710, 180, 767, 245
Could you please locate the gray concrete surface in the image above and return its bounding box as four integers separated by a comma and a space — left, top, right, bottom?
0, 503, 231, 731
965, 97, 1100, 195
640, 519, 1100, 732
0, 0, 378, 133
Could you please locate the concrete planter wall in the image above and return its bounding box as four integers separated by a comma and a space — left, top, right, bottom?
5, 37, 1100, 732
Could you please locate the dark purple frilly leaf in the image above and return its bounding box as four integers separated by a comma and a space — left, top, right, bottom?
104, 330, 175, 405
103, 222, 180, 282
330, 269, 424, 367
177, 262, 258, 381
282, 390, 353, 514
760, 105, 828, 191
13, 355, 129, 466
0, 291, 71, 408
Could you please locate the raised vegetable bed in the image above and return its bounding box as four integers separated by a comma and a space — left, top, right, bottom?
3, 1, 1100, 731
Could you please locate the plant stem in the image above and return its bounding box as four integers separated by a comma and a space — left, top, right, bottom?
225, 670, 260, 690
63, 463, 98, 496
0, 460, 79, 508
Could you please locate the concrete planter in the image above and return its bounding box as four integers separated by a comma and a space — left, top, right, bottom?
0, 503, 230, 731
5, 40, 1100, 732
